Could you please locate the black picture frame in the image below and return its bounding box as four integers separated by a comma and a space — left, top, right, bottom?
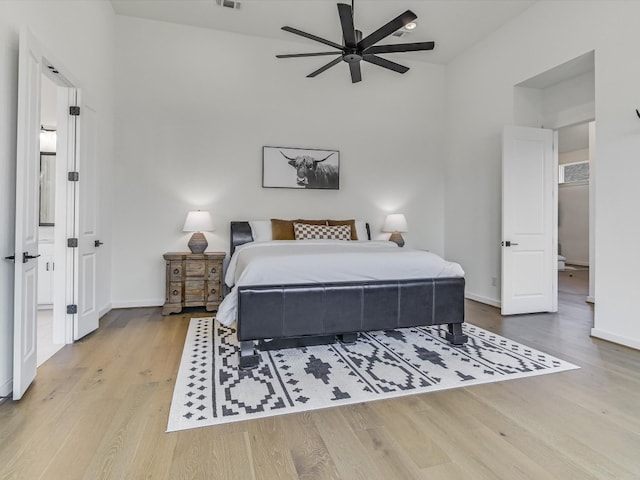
262, 146, 340, 190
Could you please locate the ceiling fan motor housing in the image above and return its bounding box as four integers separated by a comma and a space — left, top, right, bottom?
343, 50, 362, 63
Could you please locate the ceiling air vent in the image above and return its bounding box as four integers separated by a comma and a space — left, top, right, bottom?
392, 30, 406, 38
215, 0, 241, 9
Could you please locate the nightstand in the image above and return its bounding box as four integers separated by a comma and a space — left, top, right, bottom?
162, 252, 225, 315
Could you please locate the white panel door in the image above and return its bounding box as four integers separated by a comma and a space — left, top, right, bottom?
74, 95, 99, 340
501, 125, 557, 315
13, 28, 43, 400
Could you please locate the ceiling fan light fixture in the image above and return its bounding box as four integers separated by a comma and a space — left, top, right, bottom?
276, 1, 435, 83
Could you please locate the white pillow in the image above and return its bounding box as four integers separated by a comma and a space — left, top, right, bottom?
355, 221, 369, 241
249, 220, 272, 242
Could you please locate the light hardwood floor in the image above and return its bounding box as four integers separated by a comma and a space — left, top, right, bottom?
37, 308, 64, 367
1, 272, 639, 479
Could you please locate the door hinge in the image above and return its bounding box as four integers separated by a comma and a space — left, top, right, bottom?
69, 106, 80, 116
66, 304, 78, 314
68, 171, 79, 181
67, 238, 78, 248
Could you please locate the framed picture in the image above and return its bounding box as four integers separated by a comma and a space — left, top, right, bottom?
263, 146, 340, 190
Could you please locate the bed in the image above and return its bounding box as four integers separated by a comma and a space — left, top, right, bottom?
221, 221, 467, 369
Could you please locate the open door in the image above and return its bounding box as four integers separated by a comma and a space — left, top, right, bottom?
73, 93, 99, 340
12, 28, 99, 398
501, 125, 557, 315
13, 28, 43, 400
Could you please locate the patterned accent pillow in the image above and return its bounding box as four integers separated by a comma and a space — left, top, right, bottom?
271, 219, 327, 240
327, 219, 358, 240
293, 223, 352, 240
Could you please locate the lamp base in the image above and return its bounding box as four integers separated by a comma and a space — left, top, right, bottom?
388, 231, 405, 247
188, 232, 208, 254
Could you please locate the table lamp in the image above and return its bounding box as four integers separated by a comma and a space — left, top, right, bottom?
183, 210, 214, 254
383, 213, 408, 247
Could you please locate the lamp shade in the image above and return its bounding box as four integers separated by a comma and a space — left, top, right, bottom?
382, 214, 408, 233
183, 211, 214, 232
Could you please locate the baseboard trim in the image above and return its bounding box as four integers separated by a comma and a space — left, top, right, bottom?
111, 299, 164, 309
465, 292, 501, 308
590, 328, 640, 351
99, 303, 112, 318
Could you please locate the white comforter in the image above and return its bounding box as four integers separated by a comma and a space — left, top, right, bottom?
216, 240, 464, 326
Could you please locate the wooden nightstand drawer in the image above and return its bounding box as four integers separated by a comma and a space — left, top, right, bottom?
169, 263, 183, 282
184, 280, 205, 303
168, 283, 182, 303
206, 262, 221, 279
207, 285, 221, 302
185, 259, 205, 277
163, 252, 225, 315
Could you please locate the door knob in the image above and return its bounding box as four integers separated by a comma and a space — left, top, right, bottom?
502, 241, 519, 247
95, 240, 104, 247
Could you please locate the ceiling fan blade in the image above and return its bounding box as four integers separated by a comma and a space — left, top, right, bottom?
337, 3, 357, 48
358, 10, 417, 51
277, 52, 342, 58
349, 62, 362, 83
364, 41, 435, 55
363, 55, 409, 74
282, 26, 344, 51
307, 57, 343, 78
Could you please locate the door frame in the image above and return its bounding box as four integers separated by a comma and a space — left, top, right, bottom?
54, 87, 80, 344
554, 120, 595, 304
502, 119, 595, 312
551, 119, 595, 307
13, 27, 82, 398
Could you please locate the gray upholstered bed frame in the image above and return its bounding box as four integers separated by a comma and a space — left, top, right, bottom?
230, 221, 467, 369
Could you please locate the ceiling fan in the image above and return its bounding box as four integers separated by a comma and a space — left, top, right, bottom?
276, 1, 435, 83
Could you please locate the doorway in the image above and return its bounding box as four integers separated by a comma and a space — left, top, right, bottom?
556, 121, 592, 306
36, 73, 63, 366
507, 51, 595, 314
13, 28, 100, 400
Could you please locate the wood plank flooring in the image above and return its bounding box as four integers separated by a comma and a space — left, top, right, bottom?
1, 272, 639, 479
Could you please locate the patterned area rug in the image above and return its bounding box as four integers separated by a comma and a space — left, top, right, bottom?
167, 317, 578, 432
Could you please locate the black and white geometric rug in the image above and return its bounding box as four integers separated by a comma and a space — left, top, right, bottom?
167, 317, 579, 432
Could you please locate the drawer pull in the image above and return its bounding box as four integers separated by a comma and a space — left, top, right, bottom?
210, 289, 216, 294
173, 268, 180, 274
210, 267, 217, 274
172, 290, 179, 296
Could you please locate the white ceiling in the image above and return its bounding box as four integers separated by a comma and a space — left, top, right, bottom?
110, 0, 536, 64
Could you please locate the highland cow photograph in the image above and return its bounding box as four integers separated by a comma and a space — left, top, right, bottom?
263, 146, 340, 189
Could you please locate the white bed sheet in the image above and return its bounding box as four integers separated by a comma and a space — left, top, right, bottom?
216, 240, 464, 326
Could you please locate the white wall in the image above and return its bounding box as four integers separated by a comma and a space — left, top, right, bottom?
445, 1, 640, 349
541, 72, 595, 128
558, 183, 589, 265
0, 1, 116, 396
514, 72, 595, 129
112, 16, 447, 307
558, 148, 589, 265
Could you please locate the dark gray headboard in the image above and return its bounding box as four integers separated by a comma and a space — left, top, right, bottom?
230, 222, 254, 256
230, 221, 371, 256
